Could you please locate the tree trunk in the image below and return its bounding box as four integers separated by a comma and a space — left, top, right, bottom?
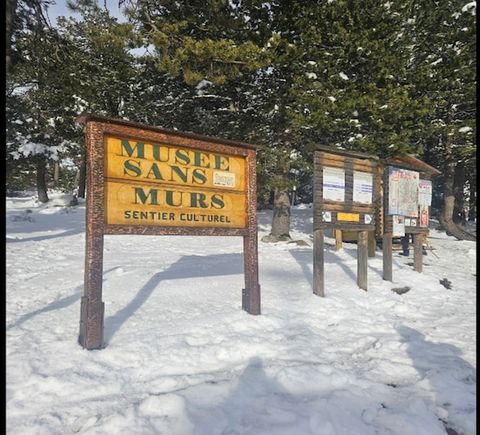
6, 0, 18, 75
36, 157, 49, 203
270, 187, 291, 240
53, 161, 60, 187
439, 155, 475, 241
467, 176, 476, 221
453, 161, 466, 225
78, 157, 86, 198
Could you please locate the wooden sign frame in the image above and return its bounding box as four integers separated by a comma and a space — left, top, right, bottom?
77, 114, 261, 350
380, 163, 434, 280
313, 146, 378, 295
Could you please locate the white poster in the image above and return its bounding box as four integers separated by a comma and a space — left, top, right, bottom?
353, 171, 373, 204
322, 211, 332, 222
418, 179, 432, 206
393, 215, 405, 237
323, 167, 345, 202
388, 167, 419, 217
404, 218, 411, 227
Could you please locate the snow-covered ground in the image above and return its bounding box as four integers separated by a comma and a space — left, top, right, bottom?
6, 192, 476, 435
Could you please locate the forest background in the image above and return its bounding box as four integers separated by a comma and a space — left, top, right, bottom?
5, 0, 476, 240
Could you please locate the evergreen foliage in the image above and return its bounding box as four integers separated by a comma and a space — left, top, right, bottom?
5, 0, 476, 235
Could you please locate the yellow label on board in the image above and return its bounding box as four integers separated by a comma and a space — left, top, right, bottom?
337, 212, 360, 222
104, 136, 247, 228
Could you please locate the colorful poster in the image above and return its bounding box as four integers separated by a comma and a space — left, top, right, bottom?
393, 215, 405, 237
353, 171, 373, 204
388, 167, 419, 217
323, 167, 345, 202
418, 179, 432, 206
419, 205, 429, 227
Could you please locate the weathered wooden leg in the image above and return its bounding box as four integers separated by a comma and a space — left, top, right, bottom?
79, 232, 105, 350
383, 232, 393, 281
357, 230, 368, 290
313, 229, 325, 297
242, 232, 261, 314
335, 229, 343, 250
413, 233, 424, 273
368, 231, 376, 257
79, 121, 105, 350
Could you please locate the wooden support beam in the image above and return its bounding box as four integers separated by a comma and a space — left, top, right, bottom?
357, 230, 368, 290
313, 229, 325, 297
368, 231, 376, 257
335, 229, 343, 250
413, 233, 424, 273
383, 232, 393, 281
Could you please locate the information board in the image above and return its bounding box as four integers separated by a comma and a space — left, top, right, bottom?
314, 149, 377, 231
387, 167, 419, 217
313, 147, 379, 296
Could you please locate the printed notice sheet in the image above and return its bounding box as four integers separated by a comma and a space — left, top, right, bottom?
323, 167, 345, 202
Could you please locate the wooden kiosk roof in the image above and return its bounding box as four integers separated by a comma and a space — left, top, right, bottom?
314, 145, 440, 177
381, 155, 441, 177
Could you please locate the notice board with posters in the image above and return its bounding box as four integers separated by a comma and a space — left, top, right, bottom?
77, 114, 261, 350
381, 161, 438, 280
384, 166, 432, 235
314, 148, 378, 232
313, 146, 379, 295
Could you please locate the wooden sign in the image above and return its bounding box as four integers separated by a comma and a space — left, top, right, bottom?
104, 136, 247, 228
77, 114, 261, 350
314, 149, 377, 232
313, 146, 379, 296
379, 159, 439, 281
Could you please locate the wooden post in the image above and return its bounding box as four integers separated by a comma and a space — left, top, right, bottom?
313, 229, 325, 297
243, 232, 261, 314
413, 233, 424, 273
242, 149, 261, 314
335, 229, 343, 250
79, 121, 105, 350
367, 231, 376, 257
357, 230, 368, 290
383, 232, 393, 281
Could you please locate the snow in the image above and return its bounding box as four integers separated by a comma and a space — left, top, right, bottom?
6, 193, 476, 435
339, 72, 349, 80
306, 72, 317, 79
327, 96, 336, 102
459, 126, 473, 133
461, 2, 476, 14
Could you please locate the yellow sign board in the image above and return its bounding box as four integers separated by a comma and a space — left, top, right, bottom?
337, 212, 360, 222
105, 136, 247, 228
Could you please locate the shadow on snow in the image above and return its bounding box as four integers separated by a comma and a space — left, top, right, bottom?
104, 253, 244, 343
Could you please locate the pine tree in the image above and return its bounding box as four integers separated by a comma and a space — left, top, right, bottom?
407, 0, 476, 239
6, 0, 141, 201
287, 1, 432, 158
